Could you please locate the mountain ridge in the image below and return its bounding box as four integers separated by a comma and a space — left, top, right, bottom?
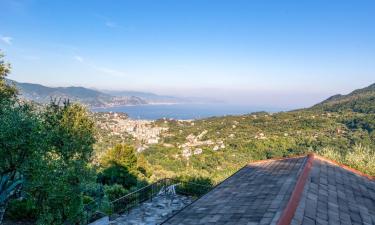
7, 79, 148, 107
313, 82, 375, 113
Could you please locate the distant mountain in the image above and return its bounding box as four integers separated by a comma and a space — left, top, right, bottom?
101, 90, 189, 104
7, 79, 147, 107
312, 83, 375, 113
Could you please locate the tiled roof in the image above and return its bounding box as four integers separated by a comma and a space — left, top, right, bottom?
162, 155, 375, 225
291, 157, 375, 225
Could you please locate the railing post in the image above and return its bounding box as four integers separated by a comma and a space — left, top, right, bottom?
164, 178, 167, 196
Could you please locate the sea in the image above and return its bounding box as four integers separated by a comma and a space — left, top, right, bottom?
92, 103, 287, 120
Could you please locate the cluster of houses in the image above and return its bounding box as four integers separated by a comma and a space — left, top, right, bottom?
178, 130, 225, 158
95, 112, 168, 151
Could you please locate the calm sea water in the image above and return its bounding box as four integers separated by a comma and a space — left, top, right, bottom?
92, 104, 285, 120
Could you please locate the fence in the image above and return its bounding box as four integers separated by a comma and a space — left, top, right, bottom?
83, 178, 212, 224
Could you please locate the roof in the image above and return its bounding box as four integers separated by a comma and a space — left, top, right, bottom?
162, 154, 375, 225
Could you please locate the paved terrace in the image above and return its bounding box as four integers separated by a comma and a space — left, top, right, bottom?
162, 155, 375, 225
163, 157, 306, 225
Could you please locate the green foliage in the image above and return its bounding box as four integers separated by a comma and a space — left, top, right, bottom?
28, 101, 96, 225
143, 110, 375, 182
98, 165, 138, 189
0, 52, 17, 103
177, 176, 213, 195
104, 184, 129, 202
176, 176, 213, 198
5, 198, 37, 221
318, 144, 375, 176
82, 195, 94, 205
83, 182, 104, 201
313, 83, 375, 113
345, 114, 375, 133
100, 144, 138, 171
98, 144, 146, 189
0, 51, 43, 223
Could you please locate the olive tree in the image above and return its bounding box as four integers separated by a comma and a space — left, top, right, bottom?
0, 52, 43, 223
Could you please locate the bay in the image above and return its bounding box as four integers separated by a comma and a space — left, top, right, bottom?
92, 103, 286, 120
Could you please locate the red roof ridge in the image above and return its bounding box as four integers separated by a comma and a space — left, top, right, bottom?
277, 153, 315, 225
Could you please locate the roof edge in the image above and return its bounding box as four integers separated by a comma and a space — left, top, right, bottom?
247, 153, 373, 180
314, 154, 374, 180
248, 154, 307, 165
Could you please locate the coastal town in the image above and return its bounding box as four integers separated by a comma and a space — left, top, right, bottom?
94, 112, 227, 158
94, 112, 168, 152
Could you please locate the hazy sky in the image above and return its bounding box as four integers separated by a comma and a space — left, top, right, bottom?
0, 0, 374, 108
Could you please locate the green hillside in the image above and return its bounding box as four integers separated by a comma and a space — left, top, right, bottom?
312, 83, 375, 113
141, 110, 374, 182
131, 83, 375, 182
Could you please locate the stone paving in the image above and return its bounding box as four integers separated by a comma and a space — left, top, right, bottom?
291, 158, 375, 225
162, 157, 306, 225
109, 194, 192, 225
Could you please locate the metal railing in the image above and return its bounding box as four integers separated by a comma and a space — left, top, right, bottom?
110, 178, 173, 215
82, 178, 213, 224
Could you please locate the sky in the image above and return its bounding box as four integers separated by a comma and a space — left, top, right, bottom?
0, 0, 374, 108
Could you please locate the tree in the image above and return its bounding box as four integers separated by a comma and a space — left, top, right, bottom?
29, 101, 96, 225
0, 52, 17, 103
0, 52, 43, 223
98, 144, 139, 189
100, 144, 138, 171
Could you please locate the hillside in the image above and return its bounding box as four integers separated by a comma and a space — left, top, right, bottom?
102, 90, 188, 104
7, 79, 147, 107
312, 83, 375, 113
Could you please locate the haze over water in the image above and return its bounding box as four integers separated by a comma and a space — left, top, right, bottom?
93, 103, 287, 120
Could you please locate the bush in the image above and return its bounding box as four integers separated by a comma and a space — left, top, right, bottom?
176, 176, 213, 198
318, 144, 375, 176
98, 164, 138, 189
83, 195, 94, 205
104, 184, 129, 202
345, 144, 375, 176
5, 199, 37, 221
83, 182, 104, 200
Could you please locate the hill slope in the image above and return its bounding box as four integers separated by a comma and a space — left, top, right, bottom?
102, 90, 188, 104
7, 79, 147, 107
312, 83, 375, 113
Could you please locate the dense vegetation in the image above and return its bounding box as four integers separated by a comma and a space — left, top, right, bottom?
140, 109, 374, 183
139, 83, 375, 182
0, 53, 151, 224
313, 83, 375, 113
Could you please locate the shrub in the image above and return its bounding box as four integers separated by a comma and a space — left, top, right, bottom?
98, 164, 138, 189
104, 184, 129, 202
83, 195, 94, 205
83, 182, 104, 200
345, 144, 375, 176
176, 176, 213, 198
318, 145, 375, 176
5, 198, 37, 221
